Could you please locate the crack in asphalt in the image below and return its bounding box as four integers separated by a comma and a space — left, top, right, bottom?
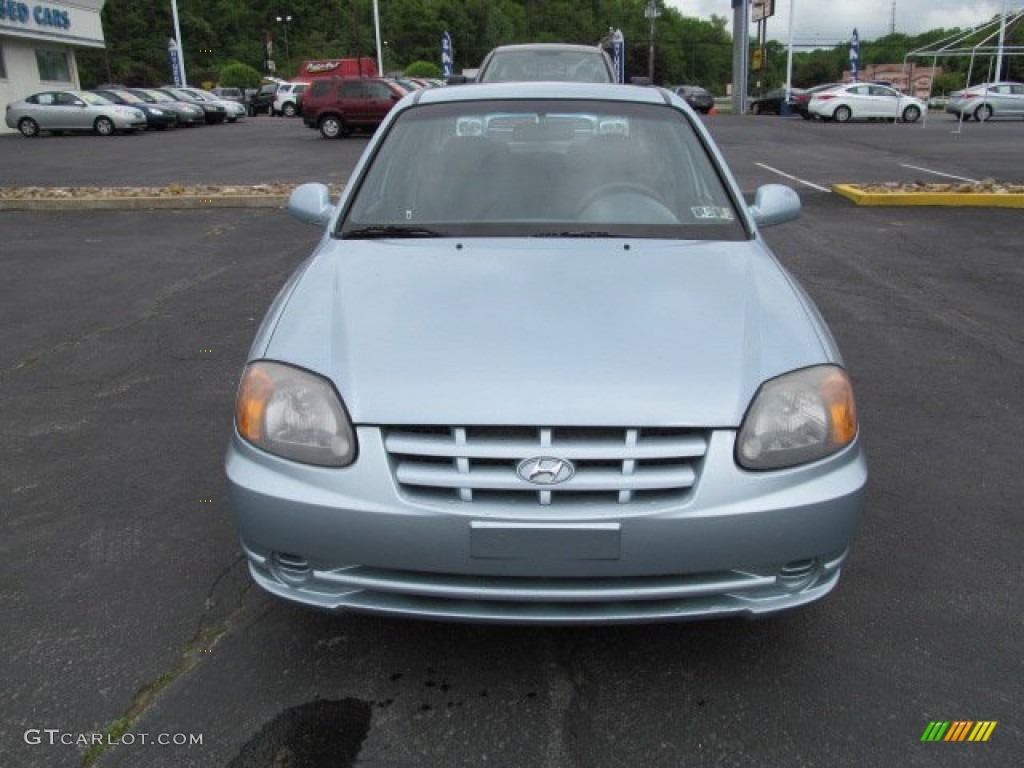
541, 631, 587, 768
0, 264, 231, 382
80, 553, 252, 768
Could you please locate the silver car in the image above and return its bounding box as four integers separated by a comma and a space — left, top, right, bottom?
226, 82, 867, 624
5, 89, 146, 137
472, 43, 617, 84
173, 86, 246, 122
945, 81, 1024, 121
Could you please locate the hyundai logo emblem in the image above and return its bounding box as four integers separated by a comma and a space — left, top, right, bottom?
516, 457, 575, 485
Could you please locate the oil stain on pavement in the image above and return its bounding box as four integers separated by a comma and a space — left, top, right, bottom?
227, 698, 372, 768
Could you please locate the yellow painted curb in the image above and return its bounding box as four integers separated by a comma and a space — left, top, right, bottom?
0, 195, 287, 211
833, 184, 1024, 208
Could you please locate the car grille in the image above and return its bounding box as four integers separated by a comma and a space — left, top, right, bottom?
383, 426, 709, 507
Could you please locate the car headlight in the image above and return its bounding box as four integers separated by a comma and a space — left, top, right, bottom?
235, 361, 356, 467
736, 365, 857, 470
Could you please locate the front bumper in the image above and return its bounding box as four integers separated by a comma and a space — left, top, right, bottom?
226, 427, 866, 624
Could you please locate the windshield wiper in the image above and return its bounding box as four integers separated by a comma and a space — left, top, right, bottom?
343, 225, 443, 239
530, 230, 615, 238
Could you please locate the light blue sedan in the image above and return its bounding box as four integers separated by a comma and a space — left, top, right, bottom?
226, 82, 867, 624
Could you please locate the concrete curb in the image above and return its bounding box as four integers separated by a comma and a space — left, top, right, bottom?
0, 195, 288, 211
832, 184, 1024, 208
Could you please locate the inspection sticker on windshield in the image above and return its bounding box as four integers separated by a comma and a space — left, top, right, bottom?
691, 206, 734, 220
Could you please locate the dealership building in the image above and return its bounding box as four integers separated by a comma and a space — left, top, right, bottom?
0, 0, 106, 133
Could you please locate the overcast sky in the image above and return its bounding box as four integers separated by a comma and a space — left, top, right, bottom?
665, 1, 1016, 46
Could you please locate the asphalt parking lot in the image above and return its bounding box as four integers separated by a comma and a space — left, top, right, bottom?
2, 113, 1022, 767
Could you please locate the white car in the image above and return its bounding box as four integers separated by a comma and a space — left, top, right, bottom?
273, 82, 309, 117
945, 81, 1024, 121
809, 83, 925, 123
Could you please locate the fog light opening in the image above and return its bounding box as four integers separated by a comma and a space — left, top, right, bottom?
777, 558, 820, 591
271, 551, 312, 585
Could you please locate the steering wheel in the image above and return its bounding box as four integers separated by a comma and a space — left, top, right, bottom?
576, 182, 678, 224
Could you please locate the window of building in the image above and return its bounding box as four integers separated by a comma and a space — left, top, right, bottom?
36, 49, 72, 82
0, 45, 8, 80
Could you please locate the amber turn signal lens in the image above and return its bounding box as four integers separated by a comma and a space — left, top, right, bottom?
822, 370, 858, 446
236, 365, 274, 441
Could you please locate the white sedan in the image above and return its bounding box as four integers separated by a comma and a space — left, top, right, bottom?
809, 83, 925, 123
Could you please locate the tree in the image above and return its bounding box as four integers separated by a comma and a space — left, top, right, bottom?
220, 61, 262, 88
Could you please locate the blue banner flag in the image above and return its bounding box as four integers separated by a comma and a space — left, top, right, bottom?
441, 31, 453, 78
168, 38, 183, 86
850, 28, 859, 81
612, 28, 625, 84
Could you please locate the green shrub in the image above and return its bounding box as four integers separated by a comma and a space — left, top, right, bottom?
219, 61, 262, 89
403, 60, 442, 78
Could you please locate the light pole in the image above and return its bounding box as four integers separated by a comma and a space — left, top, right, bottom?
276, 15, 292, 75
645, 0, 661, 83
170, 0, 187, 86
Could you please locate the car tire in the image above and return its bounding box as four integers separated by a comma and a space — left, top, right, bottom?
800, 113, 811, 120
18, 117, 40, 138
974, 104, 993, 122
283, 103, 297, 117
901, 105, 921, 123
319, 116, 346, 139
94, 117, 115, 136
833, 105, 852, 123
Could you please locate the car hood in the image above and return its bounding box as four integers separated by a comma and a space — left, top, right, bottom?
262, 238, 830, 427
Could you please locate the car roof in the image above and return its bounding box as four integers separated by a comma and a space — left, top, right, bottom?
409, 81, 668, 107
487, 43, 606, 54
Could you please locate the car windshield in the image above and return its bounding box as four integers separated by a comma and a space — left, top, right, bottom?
112, 90, 143, 103
138, 89, 170, 102
79, 92, 111, 105
340, 99, 745, 241
481, 51, 612, 83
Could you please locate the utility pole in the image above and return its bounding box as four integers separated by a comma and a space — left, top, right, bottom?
731, 0, 750, 114
170, 0, 187, 85
996, 0, 1008, 80
645, 0, 661, 82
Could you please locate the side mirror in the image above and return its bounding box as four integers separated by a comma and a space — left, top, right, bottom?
288, 183, 335, 227
749, 184, 801, 228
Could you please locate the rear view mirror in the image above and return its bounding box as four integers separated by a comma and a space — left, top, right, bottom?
288, 183, 335, 227
749, 184, 801, 228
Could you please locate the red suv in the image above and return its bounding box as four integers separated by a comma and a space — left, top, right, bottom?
301, 77, 406, 139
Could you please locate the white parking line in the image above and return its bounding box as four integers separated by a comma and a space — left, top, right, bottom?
754, 163, 832, 193
899, 163, 978, 184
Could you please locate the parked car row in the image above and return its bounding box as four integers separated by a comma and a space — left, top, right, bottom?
752, 80, 1024, 124
4, 84, 248, 137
